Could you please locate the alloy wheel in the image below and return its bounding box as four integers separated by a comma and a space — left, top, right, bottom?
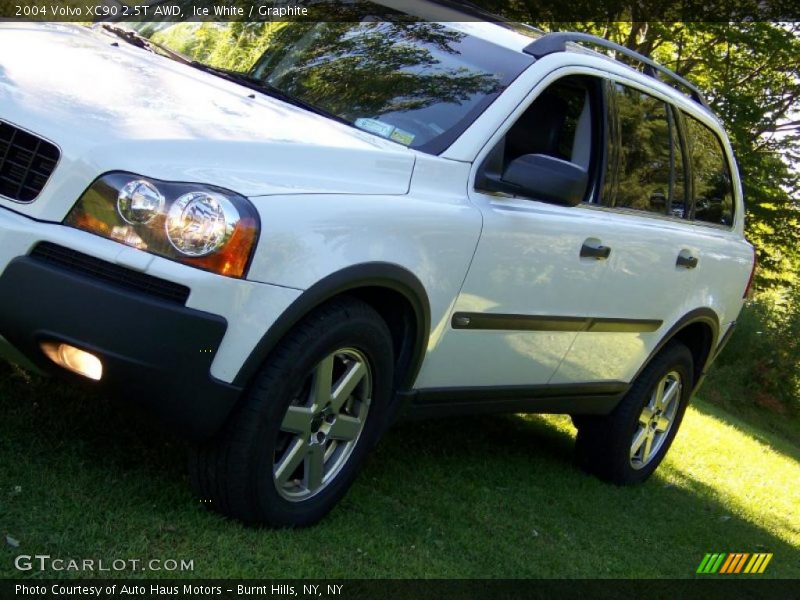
273, 348, 372, 501
630, 370, 682, 470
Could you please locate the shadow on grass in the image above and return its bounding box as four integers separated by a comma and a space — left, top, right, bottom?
0, 362, 797, 579
691, 396, 800, 463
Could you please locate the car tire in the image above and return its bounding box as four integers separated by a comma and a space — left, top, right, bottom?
574, 341, 693, 485
189, 296, 394, 527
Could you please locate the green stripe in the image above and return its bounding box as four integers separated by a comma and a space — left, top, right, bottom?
696, 554, 713, 573
710, 553, 727, 573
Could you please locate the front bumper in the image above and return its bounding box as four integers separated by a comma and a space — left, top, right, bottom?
0, 255, 241, 439
0, 205, 302, 439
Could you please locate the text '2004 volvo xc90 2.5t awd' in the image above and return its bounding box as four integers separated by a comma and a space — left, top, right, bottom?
0, 7, 756, 526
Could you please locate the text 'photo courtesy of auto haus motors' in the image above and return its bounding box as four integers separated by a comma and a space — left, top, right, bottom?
0, 8, 756, 527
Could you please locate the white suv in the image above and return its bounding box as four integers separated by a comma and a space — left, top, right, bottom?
0, 15, 755, 526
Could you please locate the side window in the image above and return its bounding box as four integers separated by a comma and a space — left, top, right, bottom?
476, 75, 600, 203
606, 83, 687, 217
683, 115, 735, 227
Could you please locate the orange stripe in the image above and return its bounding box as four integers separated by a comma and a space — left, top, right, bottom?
720, 554, 736, 574
729, 553, 743, 573
734, 553, 749, 573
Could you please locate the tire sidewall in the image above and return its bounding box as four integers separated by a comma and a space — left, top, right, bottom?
618, 344, 693, 483
249, 308, 394, 526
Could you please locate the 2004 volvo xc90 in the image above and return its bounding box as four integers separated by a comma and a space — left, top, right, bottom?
0, 12, 755, 526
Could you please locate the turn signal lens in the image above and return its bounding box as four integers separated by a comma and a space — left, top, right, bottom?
41, 342, 103, 381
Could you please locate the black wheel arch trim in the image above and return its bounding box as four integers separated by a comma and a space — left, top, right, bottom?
633, 307, 720, 391
233, 263, 431, 392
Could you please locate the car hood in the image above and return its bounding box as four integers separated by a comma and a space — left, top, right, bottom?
0, 24, 415, 220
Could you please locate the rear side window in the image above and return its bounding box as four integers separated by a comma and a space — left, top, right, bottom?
604, 83, 687, 217
683, 115, 735, 227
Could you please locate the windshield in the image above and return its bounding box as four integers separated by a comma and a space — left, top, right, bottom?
128, 21, 533, 154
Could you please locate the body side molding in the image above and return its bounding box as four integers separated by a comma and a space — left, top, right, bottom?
451, 312, 663, 333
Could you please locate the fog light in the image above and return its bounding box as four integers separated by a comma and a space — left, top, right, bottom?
41, 342, 103, 381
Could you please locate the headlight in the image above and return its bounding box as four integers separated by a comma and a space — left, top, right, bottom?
166, 191, 238, 257
117, 179, 164, 225
65, 172, 260, 279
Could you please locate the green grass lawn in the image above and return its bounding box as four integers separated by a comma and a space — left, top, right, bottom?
1, 362, 798, 579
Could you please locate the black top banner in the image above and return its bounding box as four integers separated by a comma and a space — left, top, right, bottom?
1, 0, 799, 22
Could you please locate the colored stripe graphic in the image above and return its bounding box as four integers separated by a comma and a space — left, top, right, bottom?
758, 554, 773, 573
697, 553, 726, 574
719, 553, 736, 573
734, 553, 749, 573
698, 552, 773, 574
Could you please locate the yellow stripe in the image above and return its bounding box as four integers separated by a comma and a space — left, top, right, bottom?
750, 554, 765, 573
720, 554, 736, 574
735, 553, 749, 573
744, 554, 759, 573
758, 553, 773, 574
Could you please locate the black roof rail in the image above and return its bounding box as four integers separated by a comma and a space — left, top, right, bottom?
522, 32, 709, 109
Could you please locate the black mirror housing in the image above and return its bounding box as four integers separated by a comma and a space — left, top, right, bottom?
499, 154, 588, 206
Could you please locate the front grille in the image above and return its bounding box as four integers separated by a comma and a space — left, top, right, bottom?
0, 122, 60, 202
30, 243, 191, 306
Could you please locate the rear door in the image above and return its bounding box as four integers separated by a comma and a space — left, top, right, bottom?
551, 79, 705, 384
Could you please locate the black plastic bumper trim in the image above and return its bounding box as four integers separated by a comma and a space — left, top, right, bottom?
399, 382, 628, 419
0, 257, 242, 440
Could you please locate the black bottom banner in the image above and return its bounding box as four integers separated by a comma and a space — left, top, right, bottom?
3, 579, 799, 600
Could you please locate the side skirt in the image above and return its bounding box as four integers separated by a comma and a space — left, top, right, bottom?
397, 382, 629, 420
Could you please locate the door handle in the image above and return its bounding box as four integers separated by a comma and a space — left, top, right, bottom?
580, 241, 611, 260
676, 253, 698, 269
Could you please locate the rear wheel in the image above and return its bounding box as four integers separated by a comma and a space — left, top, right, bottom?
189, 297, 394, 527
575, 341, 693, 485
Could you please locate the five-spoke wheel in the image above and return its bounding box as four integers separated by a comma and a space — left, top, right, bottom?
630, 370, 682, 469
575, 341, 693, 485
274, 348, 372, 501
189, 297, 393, 527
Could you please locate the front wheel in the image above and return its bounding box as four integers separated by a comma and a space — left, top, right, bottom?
189, 297, 394, 527
575, 341, 694, 485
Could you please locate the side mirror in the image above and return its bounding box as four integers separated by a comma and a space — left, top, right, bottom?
495, 154, 588, 206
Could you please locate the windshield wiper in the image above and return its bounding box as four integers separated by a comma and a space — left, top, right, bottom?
190, 63, 353, 127
97, 24, 192, 65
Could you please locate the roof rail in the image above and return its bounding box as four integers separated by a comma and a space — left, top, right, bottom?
522, 32, 709, 109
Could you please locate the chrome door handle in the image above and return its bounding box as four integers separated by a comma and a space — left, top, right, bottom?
580, 242, 611, 260
677, 254, 698, 269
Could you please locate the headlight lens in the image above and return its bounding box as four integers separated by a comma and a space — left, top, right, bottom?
117, 179, 164, 225
65, 172, 259, 279
166, 191, 238, 257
